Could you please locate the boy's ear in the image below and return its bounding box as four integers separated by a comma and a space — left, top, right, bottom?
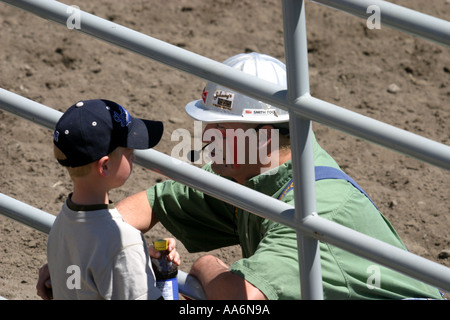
96, 156, 110, 177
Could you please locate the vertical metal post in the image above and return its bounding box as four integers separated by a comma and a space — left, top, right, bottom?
282, 0, 324, 299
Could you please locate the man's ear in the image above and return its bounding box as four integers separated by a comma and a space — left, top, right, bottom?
257, 124, 274, 149
257, 125, 280, 171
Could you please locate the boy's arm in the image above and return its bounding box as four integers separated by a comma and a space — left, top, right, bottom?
116, 190, 157, 233
117, 192, 181, 265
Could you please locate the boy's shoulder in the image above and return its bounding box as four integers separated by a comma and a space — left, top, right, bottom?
51, 201, 144, 248
109, 208, 146, 245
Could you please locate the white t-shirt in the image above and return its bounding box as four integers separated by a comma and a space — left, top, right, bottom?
47, 195, 162, 300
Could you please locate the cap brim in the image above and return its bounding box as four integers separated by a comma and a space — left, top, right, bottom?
126, 119, 164, 149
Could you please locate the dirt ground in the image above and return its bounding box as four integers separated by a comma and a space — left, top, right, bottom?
0, 0, 448, 300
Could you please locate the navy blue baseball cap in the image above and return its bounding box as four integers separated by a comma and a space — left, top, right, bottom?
53, 99, 163, 167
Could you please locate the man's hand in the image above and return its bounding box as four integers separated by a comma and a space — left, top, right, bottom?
36, 263, 53, 300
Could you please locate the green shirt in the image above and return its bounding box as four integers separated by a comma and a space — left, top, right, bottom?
148, 138, 442, 300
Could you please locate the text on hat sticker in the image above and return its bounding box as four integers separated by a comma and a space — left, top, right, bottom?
242, 109, 279, 117
212, 90, 234, 111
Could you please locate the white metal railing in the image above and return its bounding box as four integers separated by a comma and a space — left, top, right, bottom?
0, 0, 449, 299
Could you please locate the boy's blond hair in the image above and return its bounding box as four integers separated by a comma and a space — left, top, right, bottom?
54, 146, 124, 179
54, 145, 92, 178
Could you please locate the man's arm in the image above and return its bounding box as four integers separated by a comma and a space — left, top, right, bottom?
116, 190, 157, 233
189, 255, 267, 300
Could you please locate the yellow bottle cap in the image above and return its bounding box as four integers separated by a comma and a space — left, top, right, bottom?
154, 239, 168, 251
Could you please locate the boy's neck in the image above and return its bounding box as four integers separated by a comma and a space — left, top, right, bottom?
71, 180, 110, 206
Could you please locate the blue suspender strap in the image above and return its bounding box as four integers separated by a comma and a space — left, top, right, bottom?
314, 166, 378, 210
277, 179, 294, 201
278, 166, 379, 211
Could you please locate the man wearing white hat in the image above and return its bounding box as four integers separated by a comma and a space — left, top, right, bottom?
127, 53, 442, 300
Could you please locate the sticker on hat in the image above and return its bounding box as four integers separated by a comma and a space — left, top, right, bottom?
242, 109, 279, 117
212, 90, 234, 111
202, 88, 208, 103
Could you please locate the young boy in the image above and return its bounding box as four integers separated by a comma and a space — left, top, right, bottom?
47, 99, 165, 299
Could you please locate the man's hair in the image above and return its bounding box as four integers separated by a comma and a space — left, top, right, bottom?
262, 123, 290, 149
270, 123, 290, 139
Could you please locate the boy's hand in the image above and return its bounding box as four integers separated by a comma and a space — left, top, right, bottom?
148, 237, 180, 266
36, 263, 53, 300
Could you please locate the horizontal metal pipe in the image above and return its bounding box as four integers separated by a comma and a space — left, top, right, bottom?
1, 1, 449, 170
0, 89, 61, 129
294, 95, 450, 170
1, 91, 449, 293
2, 86, 448, 172
134, 149, 298, 228
0, 193, 55, 234
311, 0, 450, 47
176, 270, 207, 300
303, 214, 450, 293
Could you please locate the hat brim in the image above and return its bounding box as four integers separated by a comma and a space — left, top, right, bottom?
185, 99, 244, 123
185, 99, 289, 124
125, 118, 164, 150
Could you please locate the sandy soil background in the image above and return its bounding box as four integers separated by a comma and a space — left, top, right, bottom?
0, 0, 448, 300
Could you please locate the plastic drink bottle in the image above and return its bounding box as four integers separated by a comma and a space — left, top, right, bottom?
151, 239, 179, 300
